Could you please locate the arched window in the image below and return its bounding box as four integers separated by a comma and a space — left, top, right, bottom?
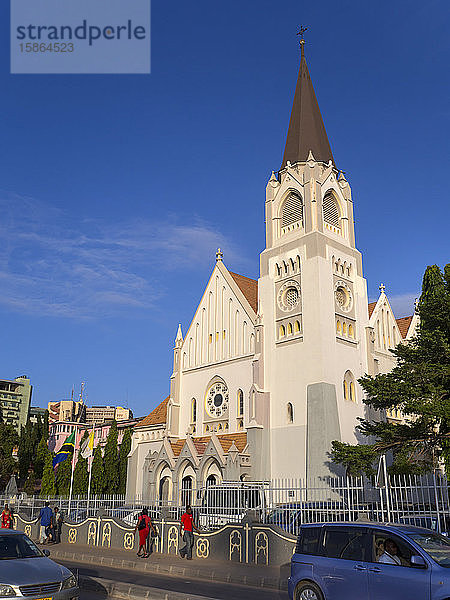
287, 322, 293, 335
281, 193, 303, 230
343, 370, 356, 402
181, 476, 193, 508
279, 324, 286, 338
294, 320, 300, 333
349, 324, 354, 338
343, 322, 347, 335
323, 193, 341, 229
287, 402, 294, 423
251, 390, 256, 419
237, 389, 244, 417
206, 474, 217, 488
336, 320, 341, 334
191, 398, 196, 424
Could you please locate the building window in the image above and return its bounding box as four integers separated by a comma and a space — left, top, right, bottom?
279, 324, 286, 338
349, 324, 354, 338
237, 389, 244, 418
287, 402, 294, 423
336, 320, 341, 334
294, 320, 300, 333
281, 192, 303, 230
343, 370, 356, 402
191, 399, 197, 424
287, 322, 293, 335
323, 193, 341, 229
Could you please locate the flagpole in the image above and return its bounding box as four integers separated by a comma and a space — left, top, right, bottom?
86, 425, 95, 515
68, 425, 78, 515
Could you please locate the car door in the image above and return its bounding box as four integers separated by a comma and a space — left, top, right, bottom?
313, 526, 371, 600
368, 529, 431, 600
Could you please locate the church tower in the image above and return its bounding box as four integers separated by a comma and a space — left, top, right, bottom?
258, 39, 370, 481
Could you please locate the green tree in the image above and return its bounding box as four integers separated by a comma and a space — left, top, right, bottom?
34, 436, 48, 479
55, 456, 73, 496
103, 421, 119, 493
331, 263, 450, 476
73, 453, 89, 495
40, 451, 56, 496
0, 423, 19, 490
118, 428, 132, 494
90, 445, 105, 495
42, 410, 49, 441
23, 471, 36, 496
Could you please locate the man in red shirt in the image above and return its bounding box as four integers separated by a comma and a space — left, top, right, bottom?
179, 506, 200, 560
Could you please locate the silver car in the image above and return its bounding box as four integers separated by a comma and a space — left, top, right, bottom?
0, 530, 79, 600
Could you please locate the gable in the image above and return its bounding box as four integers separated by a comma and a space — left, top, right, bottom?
180, 262, 257, 370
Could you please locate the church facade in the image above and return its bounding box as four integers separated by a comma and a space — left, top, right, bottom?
126, 45, 417, 503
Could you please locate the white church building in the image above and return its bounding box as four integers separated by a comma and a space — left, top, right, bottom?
126, 43, 417, 503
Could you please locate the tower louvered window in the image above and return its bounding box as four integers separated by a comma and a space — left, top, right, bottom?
323, 193, 340, 229
281, 193, 303, 230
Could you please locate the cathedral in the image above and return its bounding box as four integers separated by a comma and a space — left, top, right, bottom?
126, 42, 417, 503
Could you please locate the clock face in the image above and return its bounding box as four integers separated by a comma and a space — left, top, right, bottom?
205, 382, 229, 418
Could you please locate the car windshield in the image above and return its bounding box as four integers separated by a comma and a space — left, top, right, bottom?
407, 532, 450, 567
0, 534, 43, 560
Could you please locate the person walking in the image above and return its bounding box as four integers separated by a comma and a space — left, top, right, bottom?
134, 508, 156, 558
36, 502, 53, 544
1, 504, 13, 529
179, 506, 200, 560
53, 507, 63, 544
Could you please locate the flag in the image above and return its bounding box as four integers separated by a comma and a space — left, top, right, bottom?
81, 430, 95, 459
53, 431, 76, 468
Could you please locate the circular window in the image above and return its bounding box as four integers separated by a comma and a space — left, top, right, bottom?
277, 280, 301, 312
334, 281, 353, 312
206, 382, 229, 418
285, 287, 299, 307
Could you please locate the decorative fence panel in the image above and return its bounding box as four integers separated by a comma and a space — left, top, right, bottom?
2, 473, 449, 535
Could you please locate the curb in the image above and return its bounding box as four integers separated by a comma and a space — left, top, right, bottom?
79, 574, 218, 600
53, 549, 285, 591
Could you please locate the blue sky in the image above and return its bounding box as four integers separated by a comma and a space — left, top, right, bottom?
0, 1, 449, 417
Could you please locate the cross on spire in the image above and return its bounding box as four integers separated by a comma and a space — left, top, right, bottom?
379, 283, 386, 294
297, 26, 307, 56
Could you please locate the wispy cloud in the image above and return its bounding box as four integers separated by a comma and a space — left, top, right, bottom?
0, 194, 245, 319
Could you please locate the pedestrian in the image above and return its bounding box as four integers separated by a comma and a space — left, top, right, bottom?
1, 504, 12, 529
134, 508, 156, 558
36, 502, 53, 544
53, 507, 63, 544
179, 506, 200, 560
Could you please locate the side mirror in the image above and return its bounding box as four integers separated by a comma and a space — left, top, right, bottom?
410, 555, 427, 569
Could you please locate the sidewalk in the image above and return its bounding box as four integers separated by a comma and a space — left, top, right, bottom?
48, 542, 289, 591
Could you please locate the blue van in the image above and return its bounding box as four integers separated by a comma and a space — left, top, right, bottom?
288, 522, 450, 600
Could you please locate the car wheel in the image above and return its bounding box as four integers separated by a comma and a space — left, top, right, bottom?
295, 581, 324, 600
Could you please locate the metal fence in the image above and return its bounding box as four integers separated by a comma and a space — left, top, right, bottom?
2, 473, 449, 534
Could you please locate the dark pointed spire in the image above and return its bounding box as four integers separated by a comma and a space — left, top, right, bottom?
282, 38, 334, 168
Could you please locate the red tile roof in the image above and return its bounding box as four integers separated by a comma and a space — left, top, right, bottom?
229, 272, 258, 313
368, 302, 377, 318
136, 396, 169, 428
170, 432, 247, 457
396, 316, 413, 339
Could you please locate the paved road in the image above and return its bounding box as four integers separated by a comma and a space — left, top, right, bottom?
62, 559, 288, 600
